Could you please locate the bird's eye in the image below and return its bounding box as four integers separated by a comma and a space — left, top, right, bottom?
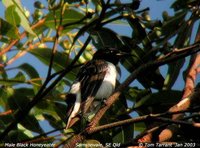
110, 50, 114, 53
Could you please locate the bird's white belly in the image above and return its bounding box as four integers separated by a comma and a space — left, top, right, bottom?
95, 62, 117, 99
95, 81, 114, 98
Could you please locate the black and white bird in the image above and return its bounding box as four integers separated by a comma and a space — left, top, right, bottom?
66, 47, 128, 128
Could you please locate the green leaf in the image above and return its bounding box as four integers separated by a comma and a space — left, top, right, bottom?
13, 71, 26, 81
21, 115, 44, 134
171, 0, 197, 11
5, 5, 21, 26
17, 63, 42, 92
33, 25, 47, 36
2, 0, 36, 36
29, 47, 77, 81
43, 113, 64, 129
5, 88, 44, 134
29, 48, 68, 71
127, 17, 147, 42
163, 60, 185, 90
0, 87, 14, 109
34, 102, 59, 121
134, 122, 146, 132
126, 17, 153, 50
65, 0, 81, 3
120, 37, 145, 72
91, 27, 125, 49
139, 69, 165, 90
0, 72, 26, 86
126, 87, 150, 102
5, 130, 30, 142
112, 122, 134, 143
7, 88, 34, 110
18, 63, 40, 81
120, 36, 164, 89
135, 90, 182, 113
34, 95, 64, 123
111, 97, 127, 116
0, 18, 20, 39
54, 102, 68, 122
0, 114, 14, 129
18, 124, 34, 138
161, 11, 187, 36
44, 9, 84, 32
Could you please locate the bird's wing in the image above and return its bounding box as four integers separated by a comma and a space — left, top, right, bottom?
76, 59, 108, 113
65, 60, 108, 128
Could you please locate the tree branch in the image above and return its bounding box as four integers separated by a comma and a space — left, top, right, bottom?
0, 19, 45, 57
66, 43, 200, 147
154, 21, 200, 143
0, 36, 91, 141
0, 110, 13, 116
88, 43, 200, 129
46, 9, 62, 79
135, 17, 200, 144
120, 113, 200, 147
88, 105, 200, 134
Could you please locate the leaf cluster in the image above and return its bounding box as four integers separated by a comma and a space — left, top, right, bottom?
0, 0, 200, 146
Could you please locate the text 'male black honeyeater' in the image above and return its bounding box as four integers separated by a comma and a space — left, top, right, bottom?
66, 47, 128, 128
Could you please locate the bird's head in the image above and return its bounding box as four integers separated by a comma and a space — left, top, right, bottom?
93, 47, 129, 65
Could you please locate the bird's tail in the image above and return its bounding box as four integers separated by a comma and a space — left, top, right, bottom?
66, 92, 81, 129
66, 82, 82, 129
65, 95, 95, 129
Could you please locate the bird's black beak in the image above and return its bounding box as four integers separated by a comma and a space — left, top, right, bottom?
116, 51, 131, 57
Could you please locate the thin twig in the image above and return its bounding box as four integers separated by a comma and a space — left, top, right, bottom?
120, 113, 200, 147
88, 43, 200, 129
46, 9, 61, 79
67, 43, 200, 147
87, 106, 200, 134
21, 127, 65, 143
0, 110, 13, 116
5, 42, 41, 66
150, 19, 200, 144
100, 15, 124, 26
0, 19, 45, 57
0, 36, 91, 141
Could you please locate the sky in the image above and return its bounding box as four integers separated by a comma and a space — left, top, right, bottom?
1, 0, 200, 138
1, 0, 189, 90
